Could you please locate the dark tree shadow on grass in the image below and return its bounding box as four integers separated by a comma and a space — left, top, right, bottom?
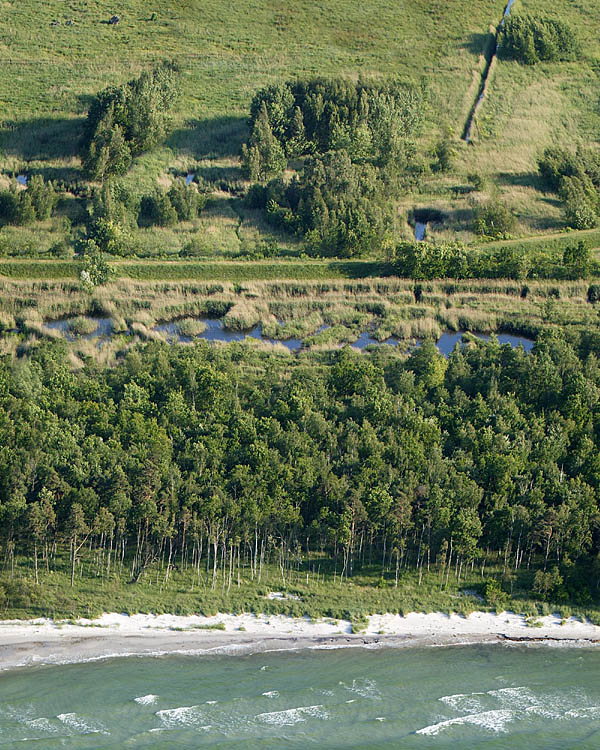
166, 116, 247, 159
0, 117, 84, 160
496, 171, 547, 191
462, 32, 497, 59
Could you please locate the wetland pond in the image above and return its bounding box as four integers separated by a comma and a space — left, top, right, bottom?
32, 316, 535, 356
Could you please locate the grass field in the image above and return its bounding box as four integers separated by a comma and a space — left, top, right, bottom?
1, 0, 599, 257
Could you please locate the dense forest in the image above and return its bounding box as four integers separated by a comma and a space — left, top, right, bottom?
1, 333, 599, 613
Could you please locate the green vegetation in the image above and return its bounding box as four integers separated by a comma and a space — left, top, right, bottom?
1, 334, 600, 621
0, 0, 599, 258
498, 15, 579, 65
1, 0, 600, 625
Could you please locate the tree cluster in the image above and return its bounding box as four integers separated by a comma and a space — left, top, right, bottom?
242, 78, 424, 257
498, 15, 579, 65
243, 78, 423, 178
0, 176, 58, 226
0, 335, 599, 603
538, 146, 600, 230
139, 178, 207, 227
81, 63, 180, 181
246, 150, 395, 257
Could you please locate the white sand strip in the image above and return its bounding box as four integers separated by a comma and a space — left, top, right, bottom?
0, 610, 598, 671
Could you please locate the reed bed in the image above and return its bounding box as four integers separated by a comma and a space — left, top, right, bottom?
0, 276, 595, 366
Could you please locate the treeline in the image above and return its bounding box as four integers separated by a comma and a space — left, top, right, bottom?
498, 15, 579, 65
391, 238, 593, 280
1, 335, 599, 605
242, 78, 425, 257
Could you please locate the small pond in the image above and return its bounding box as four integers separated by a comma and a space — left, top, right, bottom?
43, 317, 113, 341
155, 318, 304, 352
414, 222, 427, 241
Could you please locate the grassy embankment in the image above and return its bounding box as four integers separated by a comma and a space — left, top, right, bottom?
0, 0, 598, 256
3, 549, 597, 628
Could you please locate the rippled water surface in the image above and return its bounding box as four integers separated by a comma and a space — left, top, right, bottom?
1, 645, 599, 748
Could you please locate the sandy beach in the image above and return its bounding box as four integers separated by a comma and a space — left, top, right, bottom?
1, 608, 599, 671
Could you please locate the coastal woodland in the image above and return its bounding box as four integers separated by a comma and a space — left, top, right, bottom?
1, 331, 600, 622
0, 0, 600, 623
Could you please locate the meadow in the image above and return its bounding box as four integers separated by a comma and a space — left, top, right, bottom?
1, 0, 599, 258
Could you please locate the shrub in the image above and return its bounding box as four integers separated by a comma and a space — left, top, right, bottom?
167, 178, 206, 220
139, 190, 178, 227
82, 62, 180, 180
563, 240, 591, 279
587, 284, 600, 303
473, 200, 517, 239
88, 217, 134, 255
559, 175, 599, 229
538, 146, 582, 192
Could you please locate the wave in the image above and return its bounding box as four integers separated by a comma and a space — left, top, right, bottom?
416, 709, 514, 735
262, 690, 279, 698
57, 713, 109, 735
134, 694, 158, 705
155, 705, 205, 729
439, 692, 486, 712
256, 705, 329, 726
341, 678, 382, 700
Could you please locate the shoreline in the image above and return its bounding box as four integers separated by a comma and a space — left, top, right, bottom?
1, 610, 599, 671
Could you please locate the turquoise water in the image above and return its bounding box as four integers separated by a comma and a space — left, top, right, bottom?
1, 645, 599, 748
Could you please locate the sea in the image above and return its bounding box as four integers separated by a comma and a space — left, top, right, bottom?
0, 645, 598, 748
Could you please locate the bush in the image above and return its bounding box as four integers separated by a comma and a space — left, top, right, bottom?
563, 240, 591, 279
82, 62, 180, 180
473, 200, 517, 239
0, 181, 58, 226
559, 175, 599, 229
587, 284, 600, 303
538, 147, 582, 192
484, 579, 509, 609
139, 190, 178, 227
78, 243, 112, 291
87, 217, 134, 256
167, 178, 206, 220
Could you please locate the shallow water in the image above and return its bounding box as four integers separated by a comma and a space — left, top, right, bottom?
44, 317, 113, 342
0, 646, 599, 748
436, 331, 534, 356
414, 222, 427, 241
35, 316, 535, 356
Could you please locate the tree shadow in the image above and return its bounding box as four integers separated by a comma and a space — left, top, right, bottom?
463, 31, 496, 59
195, 164, 243, 186
496, 171, 546, 191
166, 116, 247, 159
0, 117, 85, 160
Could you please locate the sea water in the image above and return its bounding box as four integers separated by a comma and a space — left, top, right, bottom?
0, 645, 599, 747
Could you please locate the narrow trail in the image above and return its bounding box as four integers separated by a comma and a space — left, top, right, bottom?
462, 0, 515, 143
